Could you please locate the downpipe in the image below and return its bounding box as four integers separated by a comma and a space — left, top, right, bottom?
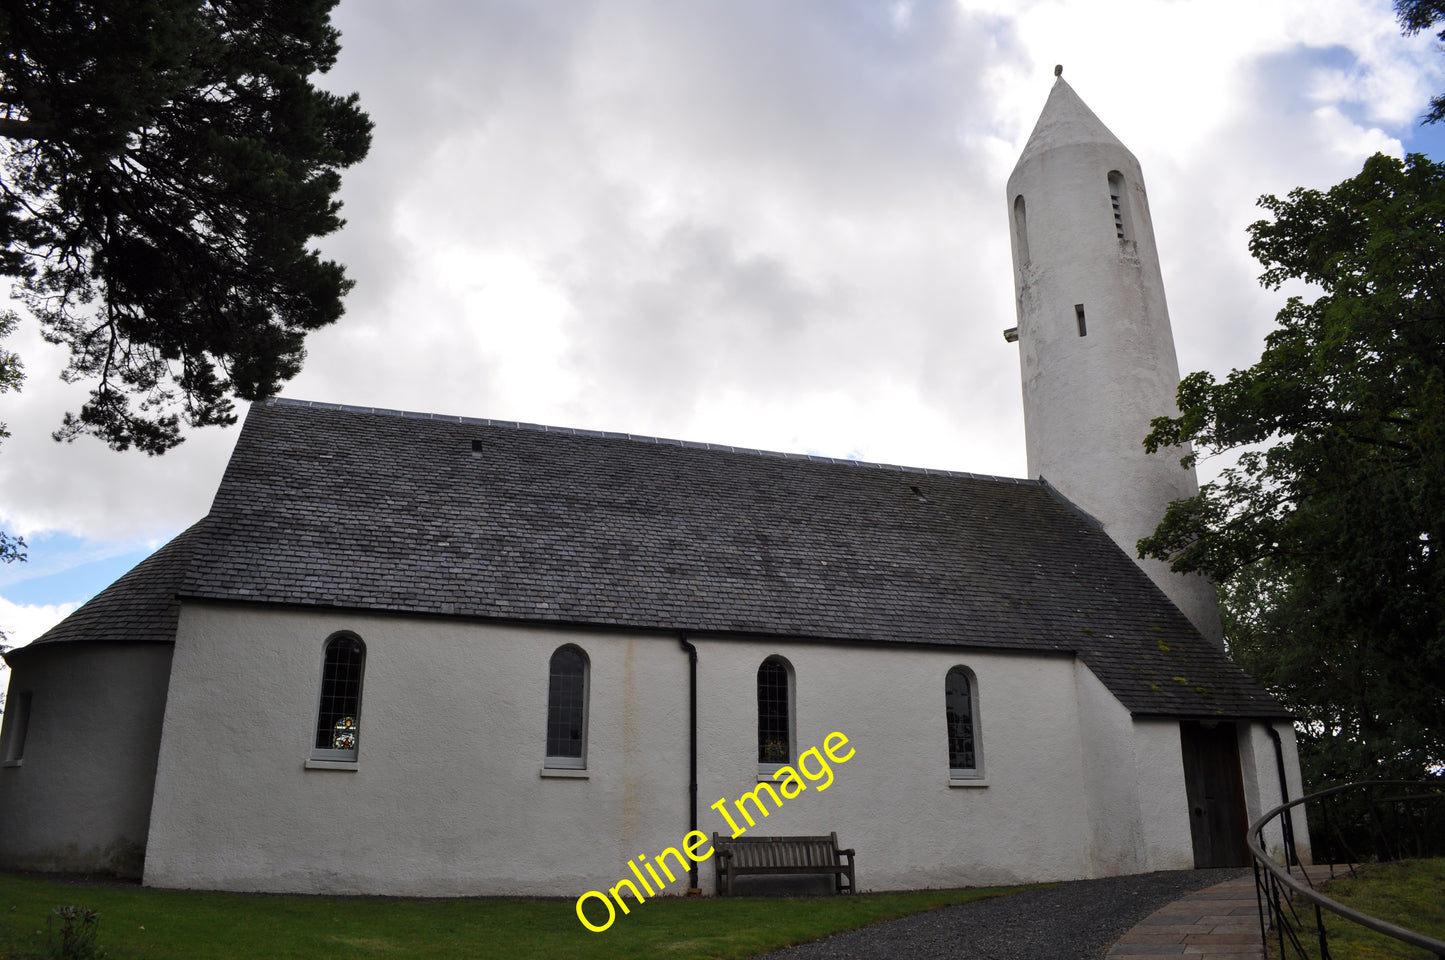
679, 634, 700, 891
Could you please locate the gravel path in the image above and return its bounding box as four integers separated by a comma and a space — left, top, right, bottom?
753, 868, 1249, 960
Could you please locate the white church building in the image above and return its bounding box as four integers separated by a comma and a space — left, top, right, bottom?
0, 77, 1309, 895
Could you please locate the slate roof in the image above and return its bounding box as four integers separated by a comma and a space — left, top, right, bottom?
18, 521, 204, 656
26, 398, 1287, 719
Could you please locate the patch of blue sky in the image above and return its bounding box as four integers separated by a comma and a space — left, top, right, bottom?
1260, 45, 1404, 122
1251, 45, 1361, 115
1254, 43, 1442, 154
1397, 117, 1445, 161
0, 530, 167, 607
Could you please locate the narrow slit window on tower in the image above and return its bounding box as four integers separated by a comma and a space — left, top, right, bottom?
1013, 194, 1030, 265
1107, 171, 1131, 241
1075, 303, 1087, 337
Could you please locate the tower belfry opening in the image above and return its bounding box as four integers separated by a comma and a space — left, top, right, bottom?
1108, 171, 1131, 241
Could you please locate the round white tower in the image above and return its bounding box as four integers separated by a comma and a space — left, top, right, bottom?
1006, 74, 1222, 645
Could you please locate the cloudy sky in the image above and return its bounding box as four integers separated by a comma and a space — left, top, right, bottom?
1, 0, 1442, 667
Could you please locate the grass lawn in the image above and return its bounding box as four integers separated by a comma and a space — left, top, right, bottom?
1269, 859, 1445, 959
0, 872, 1028, 960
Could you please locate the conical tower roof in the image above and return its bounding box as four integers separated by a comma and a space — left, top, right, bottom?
1013, 76, 1131, 172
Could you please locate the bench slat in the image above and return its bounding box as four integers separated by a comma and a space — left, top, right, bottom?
712, 833, 856, 896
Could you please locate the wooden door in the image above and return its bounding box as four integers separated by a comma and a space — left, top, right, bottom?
1180, 721, 1251, 868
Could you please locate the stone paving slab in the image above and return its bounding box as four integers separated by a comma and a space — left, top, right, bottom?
1105, 873, 1264, 959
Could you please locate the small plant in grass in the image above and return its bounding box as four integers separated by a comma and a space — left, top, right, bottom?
45, 906, 104, 960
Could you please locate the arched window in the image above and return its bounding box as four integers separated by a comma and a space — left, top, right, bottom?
1013, 194, 1030, 265
945, 666, 982, 778
1107, 171, 1132, 242
313, 633, 365, 761
757, 656, 794, 768
0, 691, 31, 765
545, 645, 589, 769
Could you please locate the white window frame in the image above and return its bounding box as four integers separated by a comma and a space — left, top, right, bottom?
544, 644, 590, 770
945, 665, 984, 782
757, 655, 796, 779
310, 632, 365, 764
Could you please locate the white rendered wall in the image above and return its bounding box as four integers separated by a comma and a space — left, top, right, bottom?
1131, 720, 1196, 871
1072, 660, 1146, 875
690, 639, 1173, 892
144, 604, 1197, 895
0, 643, 173, 877
1238, 721, 1312, 865
1007, 81, 1222, 645
145, 605, 691, 895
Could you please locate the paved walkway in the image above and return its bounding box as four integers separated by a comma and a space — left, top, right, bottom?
1105, 871, 1263, 959
753, 868, 1249, 960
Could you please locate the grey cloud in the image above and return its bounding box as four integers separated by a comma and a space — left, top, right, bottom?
0, 0, 1429, 554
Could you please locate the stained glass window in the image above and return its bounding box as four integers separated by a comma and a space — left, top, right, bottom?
946, 666, 977, 773
757, 657, 791, 764
314, 634, 364, 758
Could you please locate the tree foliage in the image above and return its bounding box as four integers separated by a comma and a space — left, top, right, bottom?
0, 309, 22, 572
1141, 152, 1445, 784
1397, 0, 1445, 123
0, 0, 371, 452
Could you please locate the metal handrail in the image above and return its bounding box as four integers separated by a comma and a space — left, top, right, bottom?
1247, 779, 1445, 958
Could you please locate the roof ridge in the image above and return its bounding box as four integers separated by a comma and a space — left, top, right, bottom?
265, 396, 1036, 485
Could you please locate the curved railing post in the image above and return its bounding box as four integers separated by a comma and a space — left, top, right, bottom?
1247, 779, 1445, 959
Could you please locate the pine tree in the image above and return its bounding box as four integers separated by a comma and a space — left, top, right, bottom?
0, 0, 372, 452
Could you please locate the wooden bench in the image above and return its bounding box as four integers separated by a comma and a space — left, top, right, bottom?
711, 832, 856, 896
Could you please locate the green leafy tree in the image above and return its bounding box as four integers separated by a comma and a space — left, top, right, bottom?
1397, 0, 1445, 123
1141, 152, 1445, 786
0, 0, 371, 453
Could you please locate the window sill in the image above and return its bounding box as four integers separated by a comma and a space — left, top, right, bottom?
540, 768, 589, 779
304, 759, 359, 771
1, 759, 21, 769
948, 777, 988, 788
